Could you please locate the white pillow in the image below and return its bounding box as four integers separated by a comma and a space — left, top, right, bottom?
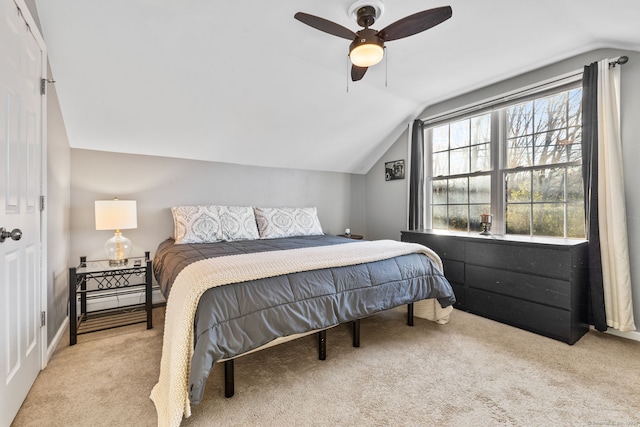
171, 205, 223, 244
254, 207, 324, 239
218, 205, 260, 241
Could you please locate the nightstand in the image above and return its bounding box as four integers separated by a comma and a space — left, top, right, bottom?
69, 252, 152, 345
337, 234, 363, 240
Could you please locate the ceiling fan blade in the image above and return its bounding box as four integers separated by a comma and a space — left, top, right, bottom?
294, 12, 357, 40
351, 65, 368, 82
378, 6, 452, 42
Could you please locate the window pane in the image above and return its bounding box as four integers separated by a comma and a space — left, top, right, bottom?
432, 206, 447, 229
469, 204, 491, 232
432, 125, 449, 152
448, 205, 468, 231
567, 127, 582, 162
568, 88, 582, 127
471, 114, 491, 144
450, 147, 470, 175
567, 166, 584, 202
469, 175, 491, 204
534, 92, 567, 133
432, 180, 447, 205
507, 101, 533, 138
533, 168, 564, 202
534, 98, 550, 133
534, 130, 567, 165
432, 151, 449, 177
450, 119, 470, 149
448, 178, 468, 204
470, 143, 491, 172
567, 202, 586, 238
533, 203, 563, 237
506, 204, 530, 235
507, 136, 533, 168
505, 171, 531, 202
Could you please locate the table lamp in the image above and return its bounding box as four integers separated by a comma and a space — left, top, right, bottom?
95, 199, 137, 265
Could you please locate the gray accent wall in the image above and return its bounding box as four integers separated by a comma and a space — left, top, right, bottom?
364, 126, 410, 241
364, 48, 640, 339
26, 0, 73, 349
70, 149, 366, 264
45, 64, 71, 347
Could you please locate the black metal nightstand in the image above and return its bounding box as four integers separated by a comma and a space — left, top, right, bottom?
68, 252, 152, 345
337, 234, 363, 240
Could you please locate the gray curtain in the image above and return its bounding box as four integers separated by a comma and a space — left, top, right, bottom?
408, 119, 425, 230
581, 62, 607, 332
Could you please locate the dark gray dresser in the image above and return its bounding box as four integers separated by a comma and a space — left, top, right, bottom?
401, 229, 589, 344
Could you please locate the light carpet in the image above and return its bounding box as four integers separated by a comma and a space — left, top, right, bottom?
12, 308, 640, 426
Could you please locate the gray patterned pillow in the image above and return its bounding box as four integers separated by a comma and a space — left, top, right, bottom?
218, 205, 260, 241
171, 205, 223, 244
254, 207, 324, 239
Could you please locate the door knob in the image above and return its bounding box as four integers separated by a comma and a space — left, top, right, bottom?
0, 227, 22, 242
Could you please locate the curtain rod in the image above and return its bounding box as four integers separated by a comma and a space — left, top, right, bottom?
421, 56, 630, 126
420, 71, 582, 126
610, 55, 629, 67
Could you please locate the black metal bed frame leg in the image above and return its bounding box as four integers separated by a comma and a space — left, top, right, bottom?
352, 319, 360, 347
408, 303, 414, 326
224, 359, 234, 398
318, 330, 327, 360
226, 330, 328, 398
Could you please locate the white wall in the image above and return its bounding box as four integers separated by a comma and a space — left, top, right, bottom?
364, 48, 640, 340
70, 149, 366, 264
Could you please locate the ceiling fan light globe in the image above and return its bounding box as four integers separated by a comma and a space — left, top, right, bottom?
349, 42, 384, 67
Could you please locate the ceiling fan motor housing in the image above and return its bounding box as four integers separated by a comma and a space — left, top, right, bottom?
350, 28, 383, 51
349, 28, 384, 67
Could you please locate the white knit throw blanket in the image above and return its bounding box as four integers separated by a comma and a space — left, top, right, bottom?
150, 239, 443, 427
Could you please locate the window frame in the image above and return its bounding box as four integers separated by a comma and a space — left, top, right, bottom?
423, 79, 584, 238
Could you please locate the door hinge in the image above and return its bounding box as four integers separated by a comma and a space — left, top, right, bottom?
40, 78, 55, 96
40, 195, 45, 211
41, 311, 46, 327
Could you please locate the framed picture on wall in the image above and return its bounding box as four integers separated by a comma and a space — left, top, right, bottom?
385, 160, 405, 181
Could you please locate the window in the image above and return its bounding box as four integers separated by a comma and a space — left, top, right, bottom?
426, 84, 585, 238
431, 114, 492, 233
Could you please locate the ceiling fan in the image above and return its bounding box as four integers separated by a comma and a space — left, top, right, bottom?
294, 2, 453, 81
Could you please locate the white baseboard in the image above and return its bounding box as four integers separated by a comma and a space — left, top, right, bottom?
82, 288, 165, 312
604, 328, 640, 342
46, 315, 69, 365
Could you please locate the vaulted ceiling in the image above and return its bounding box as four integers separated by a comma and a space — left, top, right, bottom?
34, 0, 640, 174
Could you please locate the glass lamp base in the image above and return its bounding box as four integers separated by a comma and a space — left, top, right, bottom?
104, 230, 133, 266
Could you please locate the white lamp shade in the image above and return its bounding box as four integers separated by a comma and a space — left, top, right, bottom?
95, 200, 137, 230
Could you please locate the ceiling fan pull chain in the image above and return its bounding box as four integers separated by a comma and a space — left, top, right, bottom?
346, 55, 350, 93
385, 46, 388, 88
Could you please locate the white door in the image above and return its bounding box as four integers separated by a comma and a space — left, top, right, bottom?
0, 1, 45, 425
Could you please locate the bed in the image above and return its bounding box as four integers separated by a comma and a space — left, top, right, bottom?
149, 206, 456, 427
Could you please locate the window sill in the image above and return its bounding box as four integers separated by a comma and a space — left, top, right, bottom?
403, 228, 587, 247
